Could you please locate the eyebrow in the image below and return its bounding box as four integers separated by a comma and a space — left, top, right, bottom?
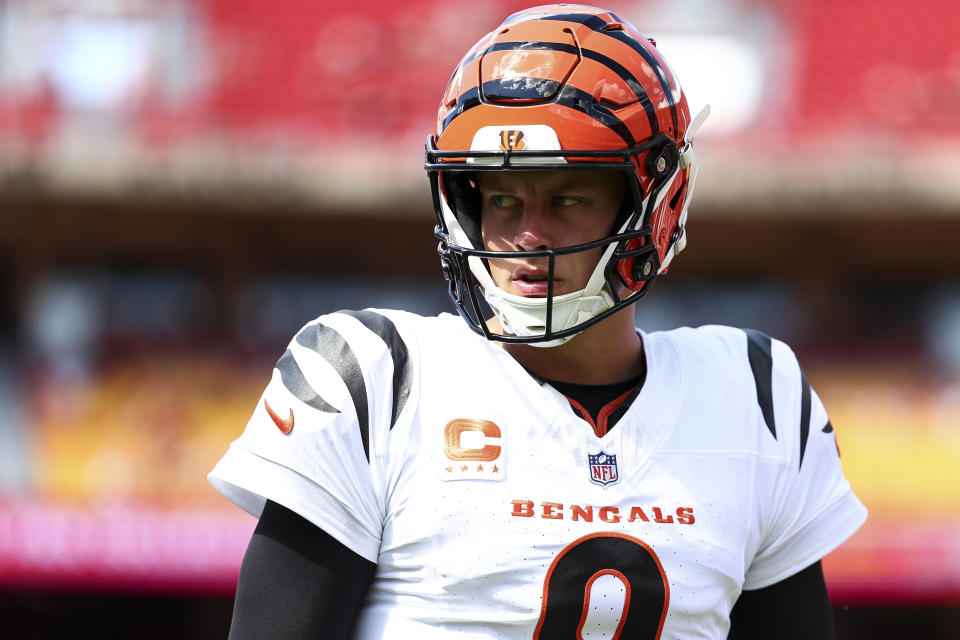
478, 180, 592, 195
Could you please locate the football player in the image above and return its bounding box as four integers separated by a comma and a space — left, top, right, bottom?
210, 5, 866, 639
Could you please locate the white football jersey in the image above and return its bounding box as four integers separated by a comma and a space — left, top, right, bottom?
209, 309, 866, 639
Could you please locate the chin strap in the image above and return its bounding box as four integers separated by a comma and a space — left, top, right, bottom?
486, 286, 614, 348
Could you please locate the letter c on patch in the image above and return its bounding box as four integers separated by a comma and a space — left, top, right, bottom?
444, 419, 501, 461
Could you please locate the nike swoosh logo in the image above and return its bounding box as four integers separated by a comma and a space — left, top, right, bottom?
264, 400, 294, 435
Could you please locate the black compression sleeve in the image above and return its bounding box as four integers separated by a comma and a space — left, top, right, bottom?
228, 500, 376, 640
727, 561, 835, 640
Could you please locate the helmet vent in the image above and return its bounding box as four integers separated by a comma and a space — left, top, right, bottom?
598, 98, 628, 111
482, 77, 562, 103
479, 28, 579, 105
669, 177, 688, 210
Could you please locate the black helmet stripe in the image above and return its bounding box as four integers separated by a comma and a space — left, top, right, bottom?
581, 48, 657, 135
457, 40, 578, 67
442, 79, 635, 146
487, 41, 578, 55
443, 41, 658, 137
556, 85, 636, 146
486, 42, 659, 136
481, 77, 563, 101
541, 12, 678, 135
441, 86, 481, 133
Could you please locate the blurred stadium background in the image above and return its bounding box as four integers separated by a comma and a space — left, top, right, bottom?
0, 0, 959, 637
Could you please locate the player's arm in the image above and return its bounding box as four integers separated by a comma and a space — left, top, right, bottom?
228, 500, 376, 640
727, 561, 834, 640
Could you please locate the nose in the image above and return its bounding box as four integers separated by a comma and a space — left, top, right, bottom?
513, 201, 552, 251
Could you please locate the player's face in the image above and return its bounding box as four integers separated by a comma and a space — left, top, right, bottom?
478, 170, 624, 297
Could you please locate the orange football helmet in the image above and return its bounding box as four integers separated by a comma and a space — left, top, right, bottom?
426, 4, 708, 345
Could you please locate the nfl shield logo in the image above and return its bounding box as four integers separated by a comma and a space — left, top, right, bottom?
588, 451, 619, 487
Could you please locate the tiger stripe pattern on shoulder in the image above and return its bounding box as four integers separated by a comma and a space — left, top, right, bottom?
744, 328, 776, 440
338, 310, 413, 430
272, 310, 413, 461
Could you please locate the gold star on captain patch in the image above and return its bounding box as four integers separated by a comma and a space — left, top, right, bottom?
492, 465, 499, 473
445, 466, 453, 473
477, 464, 484, 471
461, 465, 468, 472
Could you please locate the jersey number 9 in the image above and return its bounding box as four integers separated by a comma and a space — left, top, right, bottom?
534, 532, 669, 639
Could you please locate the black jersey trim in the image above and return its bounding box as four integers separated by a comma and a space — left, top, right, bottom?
744, 329, 776, 440
275, 349, 340, 414
339, 310, 412, 430
821, 420, 834, 433
295, 322, 370, 461
799, 367, 812, 470
546, 369, 645, 434
605, 385, 642, 430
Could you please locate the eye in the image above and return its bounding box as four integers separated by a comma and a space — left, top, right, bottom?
553, 195, 582, 207
490, 194, 521, 208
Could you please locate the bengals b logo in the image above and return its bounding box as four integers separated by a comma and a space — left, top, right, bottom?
499, 130, 526, 151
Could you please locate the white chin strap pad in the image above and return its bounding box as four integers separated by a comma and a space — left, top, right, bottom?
484, 285, 614, 347
469, 217, 633, 347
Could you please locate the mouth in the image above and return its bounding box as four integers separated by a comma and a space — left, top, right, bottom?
511, 270, 559, 296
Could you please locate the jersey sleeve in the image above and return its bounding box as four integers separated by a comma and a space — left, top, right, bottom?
208, 309, 415, 563
742, 333, 867, 590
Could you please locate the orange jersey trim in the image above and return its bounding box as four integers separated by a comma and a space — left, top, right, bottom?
565, 387, 636, 438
